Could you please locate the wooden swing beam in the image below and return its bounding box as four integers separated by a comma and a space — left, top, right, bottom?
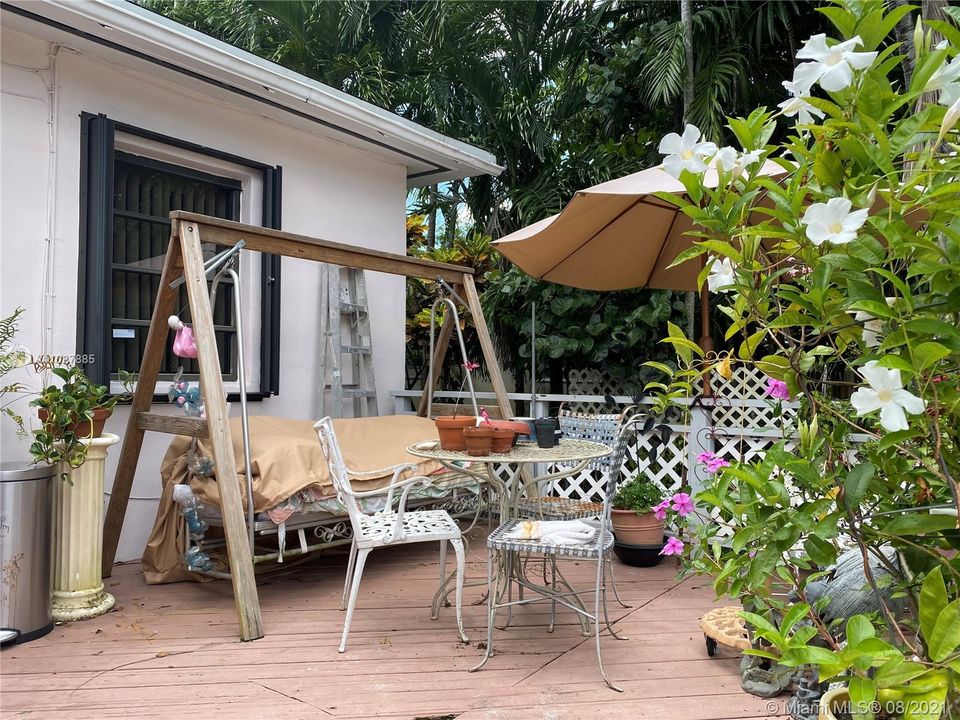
101, 211, 513, 641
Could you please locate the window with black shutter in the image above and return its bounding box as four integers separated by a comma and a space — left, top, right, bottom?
112, 152, 242, 380
78, 113, 282, 397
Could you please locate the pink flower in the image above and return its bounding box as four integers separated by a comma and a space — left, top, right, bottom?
707, 457, 730, 473
671, 493, 694, 517
697, 451, 729, 474
660, 537, 684, 556
652, 499, 671, 521
766, 377, 791, 400
479, 407, 492, 425
463, 361, 480, 372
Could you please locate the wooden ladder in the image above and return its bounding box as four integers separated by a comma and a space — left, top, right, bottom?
318, 265, 378, 418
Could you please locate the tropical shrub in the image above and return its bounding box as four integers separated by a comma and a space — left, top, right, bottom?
648, 2, 960, 716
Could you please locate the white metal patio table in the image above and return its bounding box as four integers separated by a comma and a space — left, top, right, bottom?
407, 438, 612, 632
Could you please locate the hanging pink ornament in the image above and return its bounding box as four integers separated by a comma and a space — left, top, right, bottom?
172, 325, 198, 359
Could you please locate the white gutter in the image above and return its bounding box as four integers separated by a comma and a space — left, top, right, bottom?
4, 0, 504, 182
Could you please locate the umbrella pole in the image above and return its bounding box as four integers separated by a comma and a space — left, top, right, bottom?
530, 301, 536, 415
699, 285, 714, 397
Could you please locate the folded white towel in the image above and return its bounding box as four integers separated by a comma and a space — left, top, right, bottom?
504, 519, 597, 545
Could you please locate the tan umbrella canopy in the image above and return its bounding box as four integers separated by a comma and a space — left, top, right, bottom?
493, 160, 786, 292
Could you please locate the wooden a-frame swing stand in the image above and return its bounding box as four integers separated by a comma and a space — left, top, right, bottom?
101, 212, 513, 641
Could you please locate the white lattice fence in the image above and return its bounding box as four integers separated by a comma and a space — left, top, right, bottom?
544, 424, 689, 502
712, 365, 798, 431
564, 369, 620, 414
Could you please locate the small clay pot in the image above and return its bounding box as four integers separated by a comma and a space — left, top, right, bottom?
435, 415, 477, 451
489, 428, 516, 453
38, 407, 112, 439
463, 425, 495, 456
486, 420, 529, 446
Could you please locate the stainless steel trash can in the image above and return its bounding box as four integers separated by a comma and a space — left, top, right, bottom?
0, 463, 54, 646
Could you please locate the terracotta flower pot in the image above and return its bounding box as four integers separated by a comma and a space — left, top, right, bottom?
610, 509, 665, 545
463, 425, 495, 456
435, 416, 477, 451
489, 428, 516, 453
38, 407, 113, 439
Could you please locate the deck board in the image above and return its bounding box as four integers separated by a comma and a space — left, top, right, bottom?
0, 534, 785, 719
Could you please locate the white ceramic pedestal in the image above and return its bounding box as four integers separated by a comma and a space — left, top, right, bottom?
51, 433, 119, 622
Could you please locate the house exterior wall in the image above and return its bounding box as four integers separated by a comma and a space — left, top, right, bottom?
1, 28, 408, 561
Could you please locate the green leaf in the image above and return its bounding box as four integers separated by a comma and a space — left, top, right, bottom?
780, 603, 810, 635
847, 615, 876, 646
912, 341, 950, 372
927, 598, 960, 662
738, 330, 766, 360
843, 462, 876, 510
805, 535, 837, 567
849, 676, 876, 720
919, 568, 948, 646
780, 645, 841, 668
874, 658, 928, 689
884, 513, 958, 537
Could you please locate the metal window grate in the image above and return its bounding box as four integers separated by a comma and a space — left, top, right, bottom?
110, 152, 241, 380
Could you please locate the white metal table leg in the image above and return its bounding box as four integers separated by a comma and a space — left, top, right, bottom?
450, 537, 468, 642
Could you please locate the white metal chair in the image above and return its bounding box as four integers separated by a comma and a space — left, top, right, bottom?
471, 412, 642, 691
515, 410, 635, 615
314, 417, 468, 652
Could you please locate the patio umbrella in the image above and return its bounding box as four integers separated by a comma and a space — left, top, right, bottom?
493, 160, 786, 294
494, 159, 787, 394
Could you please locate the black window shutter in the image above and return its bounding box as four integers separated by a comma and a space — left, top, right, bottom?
77, 112, 115, 387
260, 166, 282, 396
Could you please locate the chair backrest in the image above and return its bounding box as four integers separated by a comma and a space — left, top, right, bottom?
314, 417, 365, 532
558, 410, 642, 502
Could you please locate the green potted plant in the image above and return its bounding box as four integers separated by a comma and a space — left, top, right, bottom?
611, 476, 667, 545
28, 365, 132, 622
29, 366, 120, 474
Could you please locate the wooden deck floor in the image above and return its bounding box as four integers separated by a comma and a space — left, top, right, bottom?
1, 534, 785, 719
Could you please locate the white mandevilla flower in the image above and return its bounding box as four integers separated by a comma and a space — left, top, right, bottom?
714, 147, 761, 178
854, 312, 884, 348
792, 34, 878, 93
778, 80, 826, 126
850, 361, 925, 432
707, 257, 737, 293
926, 54, 960, 106
658, 124, 718, 179
801, 197, 869, 246
853, 298, 896, 348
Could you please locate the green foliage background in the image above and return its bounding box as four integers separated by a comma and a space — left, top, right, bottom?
140, 0, 826, 392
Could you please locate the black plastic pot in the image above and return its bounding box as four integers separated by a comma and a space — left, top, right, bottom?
534, 418, 558, 448
612, 536, 669, 567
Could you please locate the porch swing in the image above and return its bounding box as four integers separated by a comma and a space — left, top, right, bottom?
102, 212, 514, 641
160, 260, 490, 583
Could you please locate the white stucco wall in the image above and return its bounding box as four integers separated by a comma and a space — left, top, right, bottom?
1, 28, 408, 561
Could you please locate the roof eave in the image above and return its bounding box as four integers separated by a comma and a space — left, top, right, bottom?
2, 0, 504, 183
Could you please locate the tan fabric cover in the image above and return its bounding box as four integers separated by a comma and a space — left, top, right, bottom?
493, 160, 786, 291
141, 415, 441, 584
